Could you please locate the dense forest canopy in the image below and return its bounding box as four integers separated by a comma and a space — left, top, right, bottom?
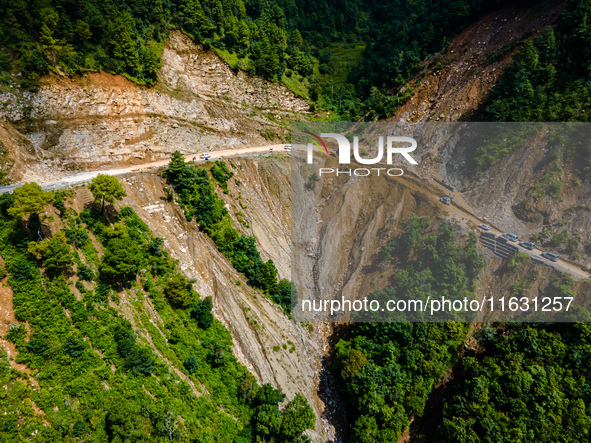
3, 0, 591, 442
2, 0, 590, 120
0, 0, 520, 117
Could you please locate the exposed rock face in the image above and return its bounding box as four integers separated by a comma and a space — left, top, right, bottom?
0, 31, 308, 183
381, 1, 591, 260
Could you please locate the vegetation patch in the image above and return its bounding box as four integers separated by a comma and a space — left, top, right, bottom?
0, 176, 314, 442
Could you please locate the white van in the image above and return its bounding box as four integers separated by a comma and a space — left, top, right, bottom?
503, 233, 518, 242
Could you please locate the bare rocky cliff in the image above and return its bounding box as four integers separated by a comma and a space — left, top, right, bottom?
0, 31, 308, 183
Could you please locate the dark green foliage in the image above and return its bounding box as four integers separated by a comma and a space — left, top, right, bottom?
64, 226, 90, 248
113, 323, 155, 375
483, 2, 591, 175
166, 152, 288, 306
99, 236, 145, 283
72, 420, 87, 437
184, 354, 199, 374
77, 263, 94, 281
506, 252, 530, 273
191, 296, 214, 329
163, 273, 194, 307
435, 323, 591, 442
280, 394, 316, 440
0, 192, 14, 217
0, 52, 11, 73
63, 334, 86, 358
28, 231, 73, 276
336, 322, 469, 441
0, 179, 314, 442
210, 160, 234, 193
53, 190, 67, 216
336, 217, 486, 439
364, 218, 486, 322
274, 278, 294, 314
0, 0, 501, 122
9, 258, 32, 281
255, 383, 285, 406
147, 236, 164, 255
249, 384, 315, 441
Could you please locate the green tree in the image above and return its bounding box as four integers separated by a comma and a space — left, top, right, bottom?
183, 355, 199, 373
110, 12, 140, 75
253, 404, 283, 439
291, 29, 303, 48
143, 41, 162, 86
280, 394, 316, 441
28, 231, 73, 276
88, 174, 127, 215
261, 260, 278, 294
191, 296, 213, 328
8, 182, 54, 240
341, 349, 367, 381
99, 237, 144, 283
163, 274, 193, 307
39, 23, 62, 66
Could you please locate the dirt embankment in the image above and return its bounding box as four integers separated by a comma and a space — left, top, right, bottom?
0, 31, 309, 184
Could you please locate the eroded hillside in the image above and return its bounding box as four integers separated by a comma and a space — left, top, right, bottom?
390, 2, 566, 124
89, 156, 334, 441
377, 0, 591, 266
0, 31, 308, 184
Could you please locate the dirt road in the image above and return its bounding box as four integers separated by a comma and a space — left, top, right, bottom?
427, 177, 590, 281
2, 142, 587, 280
0, 144, 284, 193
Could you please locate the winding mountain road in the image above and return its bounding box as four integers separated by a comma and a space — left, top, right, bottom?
0, 144, 285, 194
1, 142, 588, 280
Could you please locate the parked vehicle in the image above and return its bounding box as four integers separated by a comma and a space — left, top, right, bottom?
284, 144, 293, 150
503, 233, 518, 242
440, 197, 451, 205
478, 224, 490, 231
542, 251, 560, 262
200, 153, 211, 159
519, 241, 536, 250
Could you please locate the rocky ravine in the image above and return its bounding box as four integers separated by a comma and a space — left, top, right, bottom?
0, 31, 308, 184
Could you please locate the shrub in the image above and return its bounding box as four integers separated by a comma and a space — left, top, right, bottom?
191, 297, 214, 329
184, 355, 199, 374
77, 264, 94, 281
64, 335, 85, 358
10, 259, 32, 281
164, 274, 194, 307
73, 420, 87, 437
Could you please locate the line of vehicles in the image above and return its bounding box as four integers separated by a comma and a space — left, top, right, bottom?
435, 193, 590, 276
198, 145, 292, 161
477, 225, 561, 262
438, 196, 564, 264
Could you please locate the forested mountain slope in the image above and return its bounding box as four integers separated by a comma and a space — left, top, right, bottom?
2, 1, 591, 443
0, 157, 325, 442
